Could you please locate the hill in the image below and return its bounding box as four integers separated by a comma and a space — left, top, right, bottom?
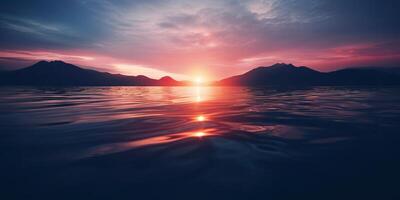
0, 61, 182, 86
218, 63, 400, 86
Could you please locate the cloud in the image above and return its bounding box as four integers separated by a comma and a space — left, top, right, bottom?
112, 63, 188, 79
1, 0, 400, 79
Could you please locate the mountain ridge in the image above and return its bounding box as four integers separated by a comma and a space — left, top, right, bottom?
218, 63, 400, 86
0, 60, 183, 86
1, 61, 399, 86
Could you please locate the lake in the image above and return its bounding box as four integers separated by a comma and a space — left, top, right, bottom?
1, 86, 400, 199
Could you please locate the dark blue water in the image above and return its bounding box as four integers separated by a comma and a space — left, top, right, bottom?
1, 86, 400, 200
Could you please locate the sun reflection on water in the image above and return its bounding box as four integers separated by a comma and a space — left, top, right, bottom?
194, 131, 206, 137
83, 85, 216, 158
193, 84, 209, 138
196, 115, 206, 121
84, 128, 216, 158
195, 86, 202, 102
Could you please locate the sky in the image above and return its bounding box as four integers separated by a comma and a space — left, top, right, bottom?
0, 0, 400, 80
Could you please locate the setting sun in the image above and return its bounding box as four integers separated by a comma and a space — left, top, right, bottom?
195, 76, 203, 85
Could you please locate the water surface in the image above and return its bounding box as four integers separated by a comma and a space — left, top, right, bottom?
1, 86, 400, 199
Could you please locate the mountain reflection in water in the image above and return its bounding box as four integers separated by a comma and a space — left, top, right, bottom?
1, 86, 400, 200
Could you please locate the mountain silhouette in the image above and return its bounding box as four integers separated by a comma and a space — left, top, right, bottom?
0, 61, 182, 86
218, 63, 400, 86
219, 63, 324, 85
158, 76, 181, 86
1, 61, 399, 86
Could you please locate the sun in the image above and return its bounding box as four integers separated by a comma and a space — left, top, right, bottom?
195, 76, 203, 85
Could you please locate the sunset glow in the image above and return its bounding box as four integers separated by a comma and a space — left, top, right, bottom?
195, 77, 203, 85
1, 1, 400, 198
1, 1, 399, 79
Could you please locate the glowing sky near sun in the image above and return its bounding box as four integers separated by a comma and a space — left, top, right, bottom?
0, 0, 399, 80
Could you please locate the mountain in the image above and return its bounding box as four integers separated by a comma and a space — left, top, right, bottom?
324, 67, 400, 85
1, 61, 399, 86
0, 61, 183, 86
158, 76, 182, 86
218, 63, 400, 86
219, 63, 325, 86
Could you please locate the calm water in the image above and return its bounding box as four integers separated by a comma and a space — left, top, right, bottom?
1, 86, 400, 199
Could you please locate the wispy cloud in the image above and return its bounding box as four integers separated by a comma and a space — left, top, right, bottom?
112, 63, 188, 80
0, 50, 94, 62
0, 14, 78, 45
1, 0, 400, 78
